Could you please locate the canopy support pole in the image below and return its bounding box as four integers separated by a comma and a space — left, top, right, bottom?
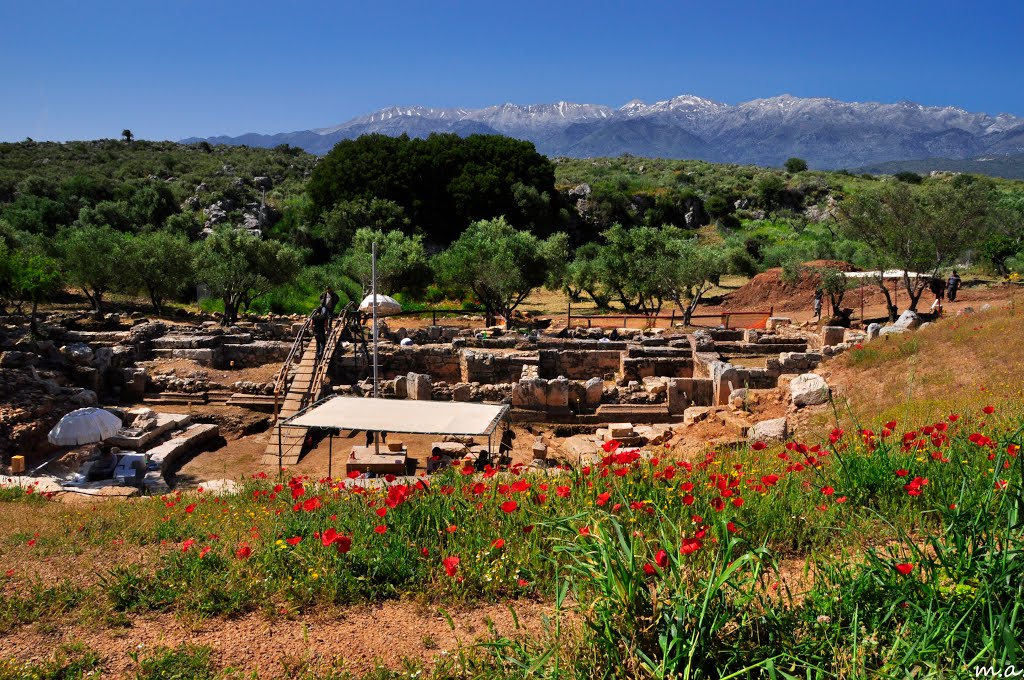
328, 430, 334, 480
372, 241, 380, 457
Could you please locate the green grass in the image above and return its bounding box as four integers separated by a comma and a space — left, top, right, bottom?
2, 402, 1022, 676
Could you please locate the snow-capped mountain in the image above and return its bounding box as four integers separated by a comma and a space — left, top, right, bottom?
183, 94, 1024, 168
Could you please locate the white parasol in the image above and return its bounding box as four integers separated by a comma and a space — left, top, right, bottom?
359, 294, 402, 317
47, 408, 123, 446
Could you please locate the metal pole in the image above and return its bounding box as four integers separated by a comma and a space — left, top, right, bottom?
277, 421, 283, 474
567, 297, 571, 329
328, 431, 333, 480
372, 242, 380, 456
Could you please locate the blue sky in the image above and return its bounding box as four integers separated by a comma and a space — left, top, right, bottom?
2, 0, 1022, 142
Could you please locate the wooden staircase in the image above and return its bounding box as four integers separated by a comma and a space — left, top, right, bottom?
261, 306, 368, 468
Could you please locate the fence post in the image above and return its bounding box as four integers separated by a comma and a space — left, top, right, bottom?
670, 310, 675, 327
432, 310, 437, 326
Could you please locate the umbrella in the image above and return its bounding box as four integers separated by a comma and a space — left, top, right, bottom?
359, 294, 403, 317
47, 408, 123, 446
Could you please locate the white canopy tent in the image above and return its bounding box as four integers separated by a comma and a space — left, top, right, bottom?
286, 396, 509, 436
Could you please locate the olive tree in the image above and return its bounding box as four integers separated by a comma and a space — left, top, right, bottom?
434, 217, 552, 324
124, 231, 194, 315
193, 227, 302, 325
58, 225, 129, 315
343, 228, 431, 298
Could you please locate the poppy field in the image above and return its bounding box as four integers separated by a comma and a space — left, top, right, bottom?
1, 402, 1022, 678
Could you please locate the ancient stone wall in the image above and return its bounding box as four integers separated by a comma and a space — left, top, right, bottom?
538, 348, 622, 380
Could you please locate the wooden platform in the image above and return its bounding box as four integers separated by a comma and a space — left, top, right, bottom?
346, 445, 408, 475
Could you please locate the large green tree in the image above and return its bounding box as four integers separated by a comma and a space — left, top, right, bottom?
343, 228, 431, 298
840, 180, 994, 316
193, 227, 302, 325
58, 225, 129, 315
124, 231, 194, 314
434, 217, 555, 324
665, 240, 727, 325
1, 242, 63, 335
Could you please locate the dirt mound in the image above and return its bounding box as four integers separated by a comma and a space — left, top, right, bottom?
726, 260, 889, 313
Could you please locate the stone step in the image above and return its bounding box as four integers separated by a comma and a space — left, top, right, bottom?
143, 392, 208, 405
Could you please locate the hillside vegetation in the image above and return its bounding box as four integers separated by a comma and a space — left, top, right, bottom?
2, 137, 1024, 326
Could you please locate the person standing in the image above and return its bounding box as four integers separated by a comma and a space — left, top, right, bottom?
319, 286, 339, 322
311, 306, 328, 363
947, 271, 961, 302
929, 276, 946, 312
813, 288, 823, 320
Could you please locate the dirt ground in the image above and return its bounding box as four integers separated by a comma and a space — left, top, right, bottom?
0, 600, 566, 678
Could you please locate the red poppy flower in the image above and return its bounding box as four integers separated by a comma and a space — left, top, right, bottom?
302, 497, 322, 512
374, 525, 387, 534
556, 485, 571, 498
680, 537, 702, 555
579, 526, 591, 536
375, 507, 388, 518
235, 543, 252, 560
446, 525, 458, 534
460, 465, 475, 476
726, 521, 739, 533
522, 524, 534, 534
821, 486, 834, 496
420, 547, 429, 556
347, 470, 360, 479
501, 500, 518, 513
291, 485, 305, 500
491, 538, 505, 549
836, 496, 848, 504
732, 498, 744, 508
983, 405, 995, 415
602, 439, 621, 453
895, 469, 909, 477
185, 504, 197, 514
751, 442, 767, 451
285, 536, 302, 546
442, 556, 460, 577
654, 549, 669, 568
894, 563, 914, 575
182, 538, 196, 553
511, 480, 531, 493
596, 492, 611, 506
642, 563, 656, 576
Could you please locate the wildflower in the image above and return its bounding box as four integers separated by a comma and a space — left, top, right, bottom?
726, 521, 739, 533
556, 485, 571, 498
643, 563, 657, 576
376, 507, 387, 517
602, 439, 620, 453
286, 536, 302, 546
983, 405, 995, 415
182, 539, 196, 553
491, 538, 505, 549
501, 500, 518, 513
680, 537, 702, 555
235, 543, 252, 560
821, 486, 834, 496
517, 578, 529, 587
596, 492, 611, 506
895, 469, 909, 477
751, 441, 767, 451
374, 525, 387, 534
894, 563, 914, 576
836, 496, 848, 504
199, 546, 211, 559
442, 556, 460, 577
446, 525, 458, 534
302, 496, 322, 512
579, 526, 591, 536
654, 549, 669, 568
185, 503, 197, 514
460, 465, 475, 476
420, 547, 429, 556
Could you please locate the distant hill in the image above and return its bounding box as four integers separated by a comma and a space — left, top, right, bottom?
853, 153, 1024, 180
182, 94, 1024, 170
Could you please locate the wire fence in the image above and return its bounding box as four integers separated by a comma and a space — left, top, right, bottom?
566, 308, 774, 330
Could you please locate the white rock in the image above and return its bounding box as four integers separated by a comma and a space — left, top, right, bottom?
748, 417, 788, 442
790, 373, 830, 407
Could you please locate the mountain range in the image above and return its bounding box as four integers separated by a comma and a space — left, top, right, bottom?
183, 94, 1024, 171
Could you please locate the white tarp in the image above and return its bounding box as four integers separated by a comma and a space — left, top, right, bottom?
359, 294, 402, 316
286, 396, 508, 436
843, 270, 925, 280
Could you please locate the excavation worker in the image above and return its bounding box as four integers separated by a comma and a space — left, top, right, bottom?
947, 271, 961, 302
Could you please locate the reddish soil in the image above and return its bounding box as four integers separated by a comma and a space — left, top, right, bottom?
723, 260, 888, 314
0, 600, 567, 678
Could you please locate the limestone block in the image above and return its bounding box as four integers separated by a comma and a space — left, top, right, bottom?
893, 310, 921, 330
879, 325, 908, 336
406, 372, 433, 401
393, 375, 408, 399
766, 317, 792, 332
748, 417, 788, 443
790, 373, 830, 407
546, 377, 569, 410
609, 423, 634, 438
584, 377, 604, 408
822, 326, 845, 347
452, 383, 472, 402
867, 323, 881, 339
683, 406, 712, 426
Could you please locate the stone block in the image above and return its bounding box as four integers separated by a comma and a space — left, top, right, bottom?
452, 383, 472, 402
867, 322, 881, 339
766, 317, 792, 332
683, 406, 713, 426
406, 372, 433, 401
584, 377, 604, 408
749, 417, 788, 443
393, 375, 407, 399
822, 326, 845, 347
609, 423, 634, 438
790, 373, 830, 407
